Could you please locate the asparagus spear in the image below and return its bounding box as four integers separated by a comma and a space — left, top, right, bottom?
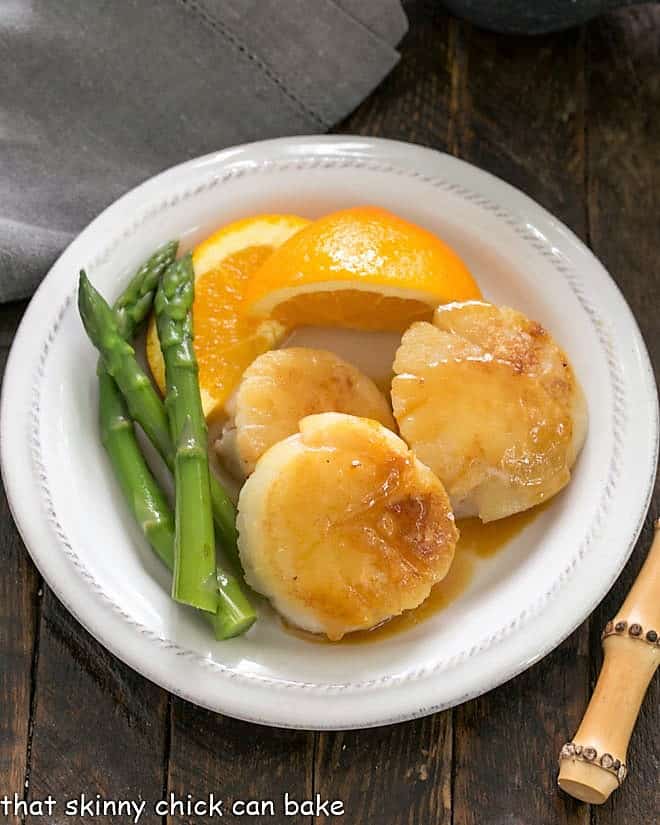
209, 477, 240, 565
79, 271, 240, 561
79, 272, 174, 465
99, 369, 175, 568
114, 241, 179, 340
155, 254, 217, 612
101, 370, 249, 638
98, 242, 178, 568
79, 270, 255, 631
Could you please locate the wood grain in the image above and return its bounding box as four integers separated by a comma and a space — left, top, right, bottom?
450, 21, 591, 825
25, 592, 168, 824
338, 0, 456, 148
315, 715, 452, 825
0, 323, 40, 825
586, 8, 660, 824
166, 700, 313, 824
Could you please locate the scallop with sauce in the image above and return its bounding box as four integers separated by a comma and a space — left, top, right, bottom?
216, 347, 395, 479
391, 301, 588, 522
237, 412, 458, 640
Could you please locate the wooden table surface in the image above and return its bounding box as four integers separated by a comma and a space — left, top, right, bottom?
1, 3, 658, 823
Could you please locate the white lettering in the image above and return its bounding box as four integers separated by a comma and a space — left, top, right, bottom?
79, 793, 95, 817
233, 799, 274, 816
131, 799, 147, 823
208, 794, 224, 817
283, 793, 344, 817
284, 792, 298, 816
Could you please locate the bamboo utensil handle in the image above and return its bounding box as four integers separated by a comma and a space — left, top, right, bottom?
557, 519, 660, 804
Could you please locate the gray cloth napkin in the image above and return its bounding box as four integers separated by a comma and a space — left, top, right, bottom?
1, 0, 407, 303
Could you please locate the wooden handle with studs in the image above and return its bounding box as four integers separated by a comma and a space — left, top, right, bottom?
557, 519, 660, 804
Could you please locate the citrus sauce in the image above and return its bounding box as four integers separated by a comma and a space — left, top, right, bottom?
283, 506, 541, 645
456, 506, 542, 558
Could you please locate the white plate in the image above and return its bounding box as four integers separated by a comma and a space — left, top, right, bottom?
2, 137, 657, 730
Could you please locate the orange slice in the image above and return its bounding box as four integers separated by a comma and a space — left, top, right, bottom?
245, 206, 481, 331
146, 214, 310, 418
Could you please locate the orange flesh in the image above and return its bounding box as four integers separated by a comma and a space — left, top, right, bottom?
192, 245, 282, 409
271, 290, 434, 332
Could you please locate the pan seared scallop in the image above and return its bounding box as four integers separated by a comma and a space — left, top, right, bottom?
216, 347, 395, 479
391, 301, 587, 522
237, 412, 458, 640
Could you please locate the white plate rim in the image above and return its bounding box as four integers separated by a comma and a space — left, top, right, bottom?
1, 135, 657, 729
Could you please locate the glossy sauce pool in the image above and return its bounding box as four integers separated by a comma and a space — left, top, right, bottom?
284, 506, 541, 645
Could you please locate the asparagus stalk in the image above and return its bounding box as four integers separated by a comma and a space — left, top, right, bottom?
79, 269, 255, 632
114, 241, 179, 340
155, 254, 217, 612
99, 369, 175, 568
209, 465, 240, 566
101, 371, 249, 638
97, 242, 178, 567
79, 271, 240, 560
172, 415, 217, 611
79, 272, 174, 466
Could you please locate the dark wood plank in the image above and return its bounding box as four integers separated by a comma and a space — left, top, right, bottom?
166, 700, 313, 824
453, 636, 590, 825
586, 6, 660, 377
315, 715, 452, 825
450, 21, 591, 825
25, 591, 168, 824
338, 0, 457, 149
0, 346, 41, 825
455, 24, 588, 230
586, 8, 660, 824
311, 7, 458, 823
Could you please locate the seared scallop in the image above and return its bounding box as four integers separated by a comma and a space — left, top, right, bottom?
391, 301, 587, 522
237, 412, 458, 640
216, 347, 395, 479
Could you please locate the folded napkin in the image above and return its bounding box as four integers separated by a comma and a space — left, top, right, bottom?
1, 0, 407, 303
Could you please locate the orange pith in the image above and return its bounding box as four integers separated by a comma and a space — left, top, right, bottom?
269, 290, 434, 332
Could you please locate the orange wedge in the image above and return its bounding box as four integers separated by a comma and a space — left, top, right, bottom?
146, 214, 310, 418
245, 206, 481, 331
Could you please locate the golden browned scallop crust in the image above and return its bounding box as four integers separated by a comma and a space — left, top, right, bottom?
216, 347, 395, 479
237, 412, 458, 640
391, 301, 587, 522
